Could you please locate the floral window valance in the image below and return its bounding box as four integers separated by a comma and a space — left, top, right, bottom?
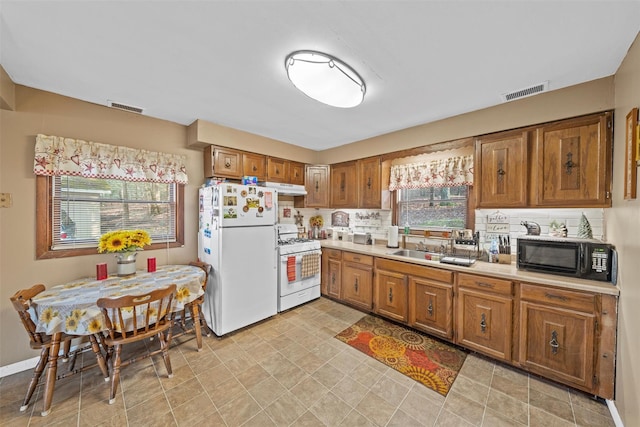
33, 134, 188, 184
389, 155, 473, 190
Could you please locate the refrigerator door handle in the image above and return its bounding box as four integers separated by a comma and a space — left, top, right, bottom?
274, 226, 279, 269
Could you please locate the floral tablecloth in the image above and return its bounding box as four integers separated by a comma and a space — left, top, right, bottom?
32, 265, 205, 336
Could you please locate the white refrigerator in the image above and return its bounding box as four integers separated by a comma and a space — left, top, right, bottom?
198, 183, 278, 336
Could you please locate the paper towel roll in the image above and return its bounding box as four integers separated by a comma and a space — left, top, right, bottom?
387, 225, 399, 248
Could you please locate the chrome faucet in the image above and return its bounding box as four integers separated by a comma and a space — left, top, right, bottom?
416, 241, 427, 251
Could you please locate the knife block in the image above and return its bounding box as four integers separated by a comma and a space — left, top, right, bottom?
498, 254, 512, 264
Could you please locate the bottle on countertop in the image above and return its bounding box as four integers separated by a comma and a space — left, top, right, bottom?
489, 238, 499, 263
404, 222, 410, 235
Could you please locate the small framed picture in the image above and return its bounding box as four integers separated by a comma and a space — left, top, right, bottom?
283, 207, 291, 218
624, 108, 638, 200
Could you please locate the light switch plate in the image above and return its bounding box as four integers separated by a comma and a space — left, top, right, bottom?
0, 193, 12, 208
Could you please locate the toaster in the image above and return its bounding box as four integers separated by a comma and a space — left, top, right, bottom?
353, 232, 372, 245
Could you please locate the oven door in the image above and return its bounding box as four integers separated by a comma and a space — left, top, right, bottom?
279, 249, 322, 297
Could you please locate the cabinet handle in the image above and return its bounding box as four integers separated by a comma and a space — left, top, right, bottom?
427, 299, 433, 317
331, 273, 335, 285
224, 158, 232, 168
544, 292, 568, 302
480, 313, 487, 333
388, 288, 393, 303
550, 330, 559, 354
354, 278, 358, 292
315, 181, 319, 191
497, 161, 506, 178
477, 282, 494, 289
565, 152, 576, 175
276, 168, 280, 175
367, 177, 372, 189
252, 165, 257, 171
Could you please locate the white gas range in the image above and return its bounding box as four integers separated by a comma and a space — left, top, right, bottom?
276, 224, 322, 311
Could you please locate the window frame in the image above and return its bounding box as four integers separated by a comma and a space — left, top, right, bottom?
36, 175, 185, 259
391, 186, 476, 235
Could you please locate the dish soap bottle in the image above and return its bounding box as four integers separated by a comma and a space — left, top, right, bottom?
489, 238, 499, 263
404, 222, 410, 235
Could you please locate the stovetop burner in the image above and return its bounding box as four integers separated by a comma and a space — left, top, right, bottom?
278, 238, 313, 246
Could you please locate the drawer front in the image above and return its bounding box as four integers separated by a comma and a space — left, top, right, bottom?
457, 273, 513, 295
343, 252, 373, 266
411, 265, 454, 284
520, 283, 596, 313
324, 248, 342, 260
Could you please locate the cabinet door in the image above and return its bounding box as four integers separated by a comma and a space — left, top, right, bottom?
204, 146, 243, 179
242, 153, 266, 180
409, 277, 453, 339
533, 112, 612, 207
326, 258, 342, 299
375, 270, 408, 323
267, 157, 289, 183
475, 130, 528, 208
331, 161, 358, 208
519, 301, 595, 391
289, 161, 305, 185
358, 157, 381, 208
456, 288, 512, 361
305, 165, 330, 207
342, 262, 373, 311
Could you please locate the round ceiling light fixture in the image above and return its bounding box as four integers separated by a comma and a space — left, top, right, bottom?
285, 50, 366, 108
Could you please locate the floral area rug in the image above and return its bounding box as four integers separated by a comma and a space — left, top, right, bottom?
335, 315, 467, 396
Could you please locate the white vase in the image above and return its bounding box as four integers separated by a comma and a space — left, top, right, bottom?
115, 252, 138, 276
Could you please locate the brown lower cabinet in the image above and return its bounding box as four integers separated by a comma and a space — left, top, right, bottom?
455, 273, 513, 362
341, 253, 373, 311
319, 249, 617, 399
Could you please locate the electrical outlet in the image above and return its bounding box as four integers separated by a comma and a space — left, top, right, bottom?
0, 193, 13, 208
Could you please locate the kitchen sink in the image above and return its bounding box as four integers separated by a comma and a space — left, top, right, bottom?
388, 249, 476, 266
388, 249, 443, 260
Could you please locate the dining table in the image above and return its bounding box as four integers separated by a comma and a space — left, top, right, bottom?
31, 264, 206, 416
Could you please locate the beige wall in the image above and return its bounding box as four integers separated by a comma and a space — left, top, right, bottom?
318, 77, 614, 163
609, 32, 640, 425
0, 86, 203, 365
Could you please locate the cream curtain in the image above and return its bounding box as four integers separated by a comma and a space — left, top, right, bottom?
389, 155, 473, 190
33, 134, 188, 184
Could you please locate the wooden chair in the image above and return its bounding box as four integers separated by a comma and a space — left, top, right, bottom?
10, 284, 109, 413
97, 284, 176, 404
172, 261, 211, 351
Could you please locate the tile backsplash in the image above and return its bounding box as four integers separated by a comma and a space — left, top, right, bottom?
277, 199, 605, 251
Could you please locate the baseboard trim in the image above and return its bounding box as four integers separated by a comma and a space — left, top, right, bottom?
606, 399, 624, 427
0, 357, 38, 378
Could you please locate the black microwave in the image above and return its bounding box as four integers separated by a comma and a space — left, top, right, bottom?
517, 236, 616, 283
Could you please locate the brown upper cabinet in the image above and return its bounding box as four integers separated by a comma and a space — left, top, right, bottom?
289, 161, 305, 185
358, 157, 382, 208
204, 146, 243, 179
242, 152, 266, 180
303, 164, 330, 208
475, 111, 613, 209
204, 145, 307, 185
475, 130, 529, 208
267, 157, 289, 182
328, 156, 382, 209
531, 112, 612, 207
331, 161, 358, 208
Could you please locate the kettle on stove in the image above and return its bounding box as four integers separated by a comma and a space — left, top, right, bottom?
521, 221, 541, 236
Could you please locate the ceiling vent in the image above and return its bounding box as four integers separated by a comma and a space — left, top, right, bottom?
107, 100, 144, 114
500, 81, 549, 102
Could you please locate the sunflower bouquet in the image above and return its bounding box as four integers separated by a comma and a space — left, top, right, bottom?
98, 229, 152, 253
309, 215, 324, 228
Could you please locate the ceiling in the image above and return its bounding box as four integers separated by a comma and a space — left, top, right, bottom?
1, 1, 639, 151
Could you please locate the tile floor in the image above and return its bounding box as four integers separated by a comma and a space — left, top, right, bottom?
0, 297, 615, 427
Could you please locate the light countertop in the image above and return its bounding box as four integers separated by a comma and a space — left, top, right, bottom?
320, 240, 619, 296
